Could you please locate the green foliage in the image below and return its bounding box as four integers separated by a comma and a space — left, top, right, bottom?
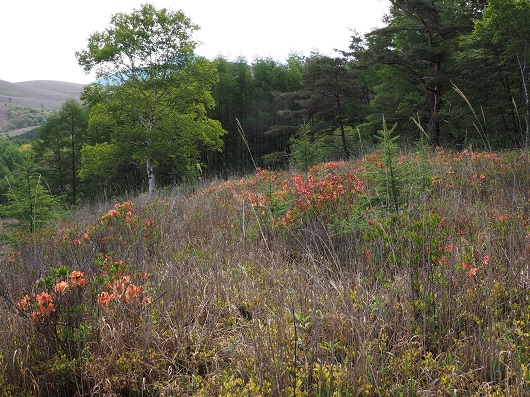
361, 0, 484, 146
460, 0, 530, 149
0, 105, 50, 133
0, 148, 62, 232
208, 55, 306, 174
0, 139, 22, 205
78, 142, 122, 196
312, 126, 366, 162
363, 122, 433, 215
289, 123, 317, 171
300, 54, 364, 158
290, 124, 368, 171
365, 122, 404, 213
77, 4, 226, 197
32, 100, 88, 206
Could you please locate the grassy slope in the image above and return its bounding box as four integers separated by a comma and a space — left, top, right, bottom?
1, 149, 530, 396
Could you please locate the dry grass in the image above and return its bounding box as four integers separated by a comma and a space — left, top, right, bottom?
1, 148, 530, 396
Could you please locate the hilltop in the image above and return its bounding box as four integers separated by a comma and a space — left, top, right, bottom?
0, 79, 84, 134
0, 79, 84, 110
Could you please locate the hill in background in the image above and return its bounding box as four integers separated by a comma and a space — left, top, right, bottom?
0, 79, 84, 135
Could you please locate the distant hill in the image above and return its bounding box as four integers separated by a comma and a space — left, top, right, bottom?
0, 79, 84, 110
0, 79, 84, 134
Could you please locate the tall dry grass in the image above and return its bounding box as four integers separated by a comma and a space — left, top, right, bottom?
1, 147, 530, 396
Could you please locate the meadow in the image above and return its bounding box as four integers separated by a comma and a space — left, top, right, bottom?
1, 139, 530, 396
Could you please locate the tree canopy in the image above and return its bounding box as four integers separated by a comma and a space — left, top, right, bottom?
7, 0, 530, 209
76, 4, 225, 197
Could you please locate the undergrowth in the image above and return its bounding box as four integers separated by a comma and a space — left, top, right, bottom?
1, 136, 530, 395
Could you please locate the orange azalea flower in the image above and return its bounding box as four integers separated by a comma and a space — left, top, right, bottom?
97, 292, 112, 306
137, 272, 151, 280
36, 291, 53, 307
113, 280, 126, 293
99, 291, 120, 306
124, 284, 144, 303
30, 311, 41, 323
438, 244, 454, 252
40, 302, 55, 316
439, 256, 450, 265
496, 214, 510, 222
70, 270, 87, 286
17, 295, 31, 311
482, 255, 490, 265
70, 270, 84, 279
54, 281, 69, 294
468, 267, 479, 276
36, 292, 55, 316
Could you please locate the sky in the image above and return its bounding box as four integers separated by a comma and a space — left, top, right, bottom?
0, 0, 389, 84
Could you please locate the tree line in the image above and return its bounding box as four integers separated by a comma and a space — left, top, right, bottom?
1, 0, 529, 226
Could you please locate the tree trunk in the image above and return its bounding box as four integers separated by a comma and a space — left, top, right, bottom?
517, 56, 530, 151
431, 83, 442, 147
70, 117, 77, 207
146, 158, 156, 199
336, 94, 350, 159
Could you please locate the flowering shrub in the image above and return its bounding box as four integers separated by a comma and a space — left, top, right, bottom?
276, 162, 365, 226
432, 148, 505, 192
17, 291, 56, 323
15, 267, 89, 359
200, 163, 365, 231
14, 257, 151, 361
93, 253, 151, 309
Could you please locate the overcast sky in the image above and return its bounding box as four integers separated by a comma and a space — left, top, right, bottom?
1, 0, 389, 84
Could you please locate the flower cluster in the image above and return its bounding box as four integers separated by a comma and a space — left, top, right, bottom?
276, 162, 364, 226
225, 162, 366, 227
69, 270, 88, 287
94, 254, 151, 309
94, 200, 156, 243
432, 148, 505, 189
16, 270, 88, 324
100, 201, 134, 225
97, 275, 149, 307
36, 292, 55, 317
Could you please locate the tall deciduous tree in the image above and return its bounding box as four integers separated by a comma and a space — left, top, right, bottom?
76, 4, 225, 197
